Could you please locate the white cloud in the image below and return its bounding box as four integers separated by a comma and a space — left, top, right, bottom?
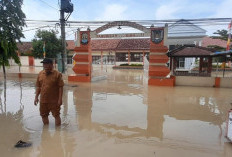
213, 0, 232, 18
20, 0, 232, 41
95, 4, 128, 21
22, 0, 59, 20
155, 5, 180, 20
21, 0, 60, 41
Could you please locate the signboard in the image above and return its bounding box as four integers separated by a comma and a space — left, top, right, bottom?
151, 29, 164, 44
81, 33, 88, 45
227, 110, 232, 142
96, 33, 147, 38
95, 21, 149, 34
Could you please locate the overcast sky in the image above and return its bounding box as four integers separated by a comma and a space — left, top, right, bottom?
21, 0, 232, 41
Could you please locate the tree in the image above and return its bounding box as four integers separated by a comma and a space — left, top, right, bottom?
211, 29, 230, 41
210, 29, 232, 62
0, 0, 26, 79
32, 30, 63, 59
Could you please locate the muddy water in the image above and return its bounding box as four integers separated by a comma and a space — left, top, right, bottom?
0, 69, 232, 157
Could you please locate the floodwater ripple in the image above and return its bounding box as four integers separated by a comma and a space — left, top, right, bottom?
0, 70, 232, 157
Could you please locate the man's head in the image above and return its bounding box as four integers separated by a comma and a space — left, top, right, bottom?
41, 58, 53, 74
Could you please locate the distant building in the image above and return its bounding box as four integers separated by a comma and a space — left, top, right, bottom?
17, 42, 33, 54
18, 20, 219, 68
202, 36, 227, 48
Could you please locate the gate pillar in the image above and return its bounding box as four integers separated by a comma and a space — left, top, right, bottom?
149, 26, 175, 86
68, 30, 92, 82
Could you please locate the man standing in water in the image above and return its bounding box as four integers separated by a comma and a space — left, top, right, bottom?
34, 58, 64, 126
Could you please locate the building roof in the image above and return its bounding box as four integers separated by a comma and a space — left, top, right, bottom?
168, 20, 206, 38
67, 38, 150, 51
91, 39, 121, 51
168, 45, 215, 57
17, 42, 33, 53
19, 35, 227, 53
116, 38, 150, 50
66, 40, 75, 50
202, 36, 227, 48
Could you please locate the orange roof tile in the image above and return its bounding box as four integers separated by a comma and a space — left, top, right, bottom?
66, 40, 75, 50
17, 42, 33, 53
168, 45, 214, 57
67, 38, 150, 51
91, 39, 121, 51
202, 36, 227, 48
117, 39, 150, 50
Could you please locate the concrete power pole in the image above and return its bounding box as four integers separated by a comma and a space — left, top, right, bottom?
60, 0, 73, 73
60, 9, 66, 73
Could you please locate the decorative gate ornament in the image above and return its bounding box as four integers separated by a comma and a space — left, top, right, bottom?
151, 29, 164, 44
81, 33, 88, 45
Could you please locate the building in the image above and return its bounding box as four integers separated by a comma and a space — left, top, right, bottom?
17, 20, 211, 68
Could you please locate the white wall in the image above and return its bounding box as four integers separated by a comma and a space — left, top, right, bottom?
34, 58, 43, 66
9, 56, 44, 67
220, 78, 232, 88
9, 56, 29, 66
176, 76, 215, 87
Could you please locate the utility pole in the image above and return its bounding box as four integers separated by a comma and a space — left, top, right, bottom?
60, 0, 73, 73
60, 9, 66, 73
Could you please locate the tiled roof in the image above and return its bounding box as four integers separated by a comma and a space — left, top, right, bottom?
66, 40, 75, 50
168, 45, 214, 57
17, 42, 32, 53
91, 39, 121, 50
116, 38, 150, 50
22, 36, 227, 53
202, 36, 227, 48
67, 38, 150, 51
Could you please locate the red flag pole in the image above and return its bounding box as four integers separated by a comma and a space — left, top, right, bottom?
227, 20, 232, 67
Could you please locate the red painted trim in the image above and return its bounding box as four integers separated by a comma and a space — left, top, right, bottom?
214, 77, 220, 88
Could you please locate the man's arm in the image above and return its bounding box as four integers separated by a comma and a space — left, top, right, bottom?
58, 86, 63, 106
34, 87, 41, 106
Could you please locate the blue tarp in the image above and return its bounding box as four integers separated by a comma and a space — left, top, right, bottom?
212, 50, 232, 55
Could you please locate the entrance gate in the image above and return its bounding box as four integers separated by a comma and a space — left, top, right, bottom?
68, 21, 175, 86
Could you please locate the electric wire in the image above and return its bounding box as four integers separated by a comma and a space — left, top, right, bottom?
36, 0, 59, 11
21, 17, 232, 41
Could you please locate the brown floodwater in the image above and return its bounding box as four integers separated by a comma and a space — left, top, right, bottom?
0, 69, 232, 157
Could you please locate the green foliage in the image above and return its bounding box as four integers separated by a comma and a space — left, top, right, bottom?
120, 63, 129, 66
20, 52, 33, 56
32, 30, 62, 58
211, 29, 231, 41
212, 64, 230, 68
0, 0, 26, 67
119, 63, 143, 66
207, 45, 226, 51
130, 63, 143, 66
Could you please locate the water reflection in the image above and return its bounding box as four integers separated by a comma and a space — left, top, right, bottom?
72, 73, 231, 143
38, 127, 64, 157
70, 70, 232, 156
1, 69, 232, 156
0, 80, 30, 157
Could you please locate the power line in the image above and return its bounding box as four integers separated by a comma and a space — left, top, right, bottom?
37, 0, 59, 11
24, 18, 232, 28
23, 25, 55, 32
22, 17, 232, 39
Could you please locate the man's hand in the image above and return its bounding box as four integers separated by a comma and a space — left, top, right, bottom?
34, 97, 39, 106
58, 98, 62, 106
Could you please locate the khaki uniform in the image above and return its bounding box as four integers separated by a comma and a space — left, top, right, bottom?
36, 70, 64, 117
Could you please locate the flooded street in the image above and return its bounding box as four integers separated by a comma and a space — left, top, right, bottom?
0, 69, 232, 157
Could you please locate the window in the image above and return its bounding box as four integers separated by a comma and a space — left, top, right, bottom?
131, 53, 143, 62
92, 56, 101, 64
177, 58, 185, 68
116, 53, 127, 62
